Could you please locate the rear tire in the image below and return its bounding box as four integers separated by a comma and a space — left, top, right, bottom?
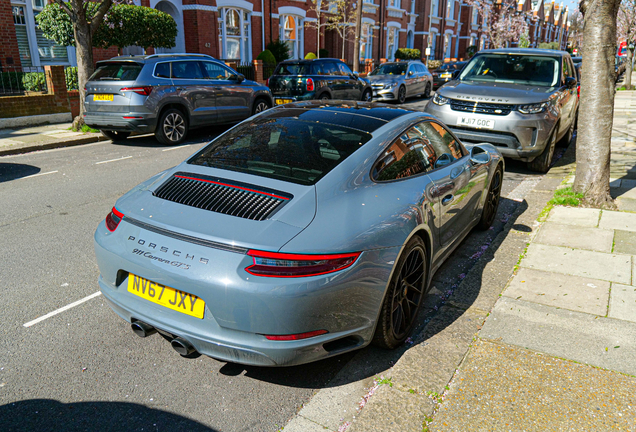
528, 128, 557, 173
155, 108, 188, 145
476, 165, 503, 230
252, 98, 271, 115
373, 236, 427, 349
361, 89, 372, 102
423, 82, 431, 99
557, 114, 576, 148
319, 93, 330, 102
101, 130, 130, 142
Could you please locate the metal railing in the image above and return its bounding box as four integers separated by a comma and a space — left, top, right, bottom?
0, 66, 48, 96
236, 62, 255, 81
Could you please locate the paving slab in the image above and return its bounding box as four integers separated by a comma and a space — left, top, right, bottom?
282, 416, 331, 432
609, 283, 636, 323
430, 340, 636, 431
503, 268, 610, 316
533, 222, 614, 252
521, 243, 632, 284
546, 206, 600, 227
617, 196, 636, 212
347, 384, 435, 432
613, 229, 636, 254
600, 209, 636, 231
480, 297, 636, 376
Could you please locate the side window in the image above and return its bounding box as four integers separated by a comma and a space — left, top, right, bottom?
372, 125, 434, 181
201, 61, 233, 80
323, 62, 340, 76
171, 61, 205, 79
413, 121, 465, 168
338, 62, 353, 76
154, 62, 171, 78
312, 63, 325, 75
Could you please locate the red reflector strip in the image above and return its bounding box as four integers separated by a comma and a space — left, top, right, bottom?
264, 329, 328, 341
123, 116, 143, 119
174, 175, 290, 200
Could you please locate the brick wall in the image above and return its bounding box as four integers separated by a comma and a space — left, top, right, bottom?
0, 0, 21, 68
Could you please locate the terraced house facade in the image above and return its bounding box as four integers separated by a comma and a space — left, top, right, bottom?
0, 0, 570, 70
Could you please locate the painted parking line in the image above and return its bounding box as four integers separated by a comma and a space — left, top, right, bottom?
23, 292, 102, 328
95, 156, 132, 165
162, 144, 194, 152
21, 170, 58, 179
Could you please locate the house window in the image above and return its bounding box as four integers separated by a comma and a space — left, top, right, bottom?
12, 5, 32, 66
446, 0, 453, 20
430, 32, 437, 59
444, 33, 451, 58
389, 0, 401, 8
360, 23, 373, 61
281, 15, 303, 59
431, 0, 439, 17
34, 11, 68, 63
472, 7, 478, 25
219, 8, 251, 62
387, 27, 398, 60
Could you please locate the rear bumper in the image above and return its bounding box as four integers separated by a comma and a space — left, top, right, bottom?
85, 112, 156, 133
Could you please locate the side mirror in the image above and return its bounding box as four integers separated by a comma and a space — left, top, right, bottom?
408, 70, 414, 76
469, 145, 491, 165
565, 76, 577, 89
351, 71, 359, 79
231, 73, 245, 83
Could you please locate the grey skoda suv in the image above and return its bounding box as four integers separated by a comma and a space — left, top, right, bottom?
425, 49, 578, 172
84, 54, 273, 145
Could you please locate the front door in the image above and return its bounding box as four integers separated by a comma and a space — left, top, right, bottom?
171, 60, 216, 126
201, 61, 250, 122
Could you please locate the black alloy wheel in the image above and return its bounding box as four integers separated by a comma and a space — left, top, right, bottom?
320, 93, 330, 102
423, 82, 431, 99
477, 166, 503, 230
397, 85, 406, 104
362, 89, 372, 102
373, 236, 427, 349
156, 108, 188, 145
252, 99, 271, 115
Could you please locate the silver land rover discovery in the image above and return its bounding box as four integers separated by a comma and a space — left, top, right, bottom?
425, 49, 578, 172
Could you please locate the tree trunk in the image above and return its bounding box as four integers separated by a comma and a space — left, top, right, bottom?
352, 0, 363, 73
317, 17, 321, 58
341, 29, 345, 59
573, 0, 622, 208
72, 21, 94, 129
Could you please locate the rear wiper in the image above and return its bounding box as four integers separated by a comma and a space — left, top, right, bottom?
99, 77, 120, 81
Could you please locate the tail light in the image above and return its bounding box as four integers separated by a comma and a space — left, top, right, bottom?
105, 207, 123, 232
266, 78, 269, 87
577, 85, 580, 100
245, 250, 360, 277
120, 86, 153, 96
264, 330, 328, 341
306, 78, 314, 92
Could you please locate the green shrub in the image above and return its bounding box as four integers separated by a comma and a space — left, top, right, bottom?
256, 49, 277, 65
466, 45, 478, 58
538, 42, 560, 50
22, 72, 46, 92
319, 48, 329, 58
395, 48, 421, 60
305, 52, 317, 59
266, 39, 291, 63
65, 66, 78, 90
427, 60, 442, 70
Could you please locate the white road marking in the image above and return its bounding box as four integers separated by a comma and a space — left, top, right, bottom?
162, 144, 193, 152
22, 170, 58, 179
23, 292, 102, 327
506, 177, 543, 202
95, 156, 132, 165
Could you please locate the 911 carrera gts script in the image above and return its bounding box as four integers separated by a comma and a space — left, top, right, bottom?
132, 248, 191, 269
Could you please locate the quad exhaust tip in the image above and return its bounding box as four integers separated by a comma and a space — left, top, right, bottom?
171, 337, 196, 356
131, 321, 156, 338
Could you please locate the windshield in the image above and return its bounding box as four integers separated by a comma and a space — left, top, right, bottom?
369, 63, 408, 76
89, 62, 142, 81
274, 63, 312, 75
438, 63, 463, 71
459, 54, 560, 87
189, 118, 372, 185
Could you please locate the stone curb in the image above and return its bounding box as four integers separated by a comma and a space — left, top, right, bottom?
346, 145, 577, 432
0, 134, 107, 157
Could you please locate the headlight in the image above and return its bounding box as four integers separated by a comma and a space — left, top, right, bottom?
432, 93, 450, 105
383, 82, 398, 89
517, 102, 548, 114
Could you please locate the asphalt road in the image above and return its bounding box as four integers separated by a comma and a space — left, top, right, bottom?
0, 112, 556, 432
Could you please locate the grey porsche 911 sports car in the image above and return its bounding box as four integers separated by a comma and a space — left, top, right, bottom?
94, 101, 504, 366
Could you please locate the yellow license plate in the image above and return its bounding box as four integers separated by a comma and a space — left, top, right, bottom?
275, 98, 293, 105
127, 274, 205, 319
94, 94, 114, 101
441, 73, 452, 78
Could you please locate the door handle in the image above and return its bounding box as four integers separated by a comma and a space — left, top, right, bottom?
442, 195, 454, 205
176, 87, 185, 91
450, 166, 464, 179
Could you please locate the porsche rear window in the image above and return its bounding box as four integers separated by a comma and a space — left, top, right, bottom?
188, 118, 372, 185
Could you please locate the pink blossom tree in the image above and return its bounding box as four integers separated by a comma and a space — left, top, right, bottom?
464, 0, 528, 49
617, 0, 636, 89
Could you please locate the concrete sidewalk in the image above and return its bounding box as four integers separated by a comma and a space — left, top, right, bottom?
0, 122, 105, 156
345, 85, 636, 431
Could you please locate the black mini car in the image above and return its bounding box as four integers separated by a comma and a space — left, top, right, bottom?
432, 61, 467, 90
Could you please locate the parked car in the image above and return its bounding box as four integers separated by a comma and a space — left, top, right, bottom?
84, 54, 273, 145
425, 49, 579, 173
431, 61, 467, 90
571, 56, 582, 65
267, 58, 373, 104
94, 101, 504, 366
367, 60, 433, 103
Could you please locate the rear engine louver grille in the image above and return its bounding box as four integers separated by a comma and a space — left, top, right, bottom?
153, 172, 292, 221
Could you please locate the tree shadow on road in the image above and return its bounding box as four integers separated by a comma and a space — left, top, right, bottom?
0, 163, 41, 183
0, 399, 217, 432
110, 126, 229, 149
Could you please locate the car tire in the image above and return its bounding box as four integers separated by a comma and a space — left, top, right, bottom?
423, 82, 431, 99
319, 93, 330, 101
155, 108, 188, 145
372, 236, 427, 350
476, 165, 503, 230
397, 85, 406, 104
252, 98, 271, 115
101, 130, 130, 142
557, 114, 576, 148
361, 89, 372, 102
528, 127, 557, 173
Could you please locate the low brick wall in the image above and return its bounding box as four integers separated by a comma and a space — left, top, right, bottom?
68, 90, 80, 119
0, 94, 69, 118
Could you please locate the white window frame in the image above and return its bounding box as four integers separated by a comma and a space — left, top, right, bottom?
219, 7, 252, 62
431, 0, 439, 17
446, 0, 453, 20
386, 23, 401, 60
280, 14, 304, 59
360, 20, 374, 61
